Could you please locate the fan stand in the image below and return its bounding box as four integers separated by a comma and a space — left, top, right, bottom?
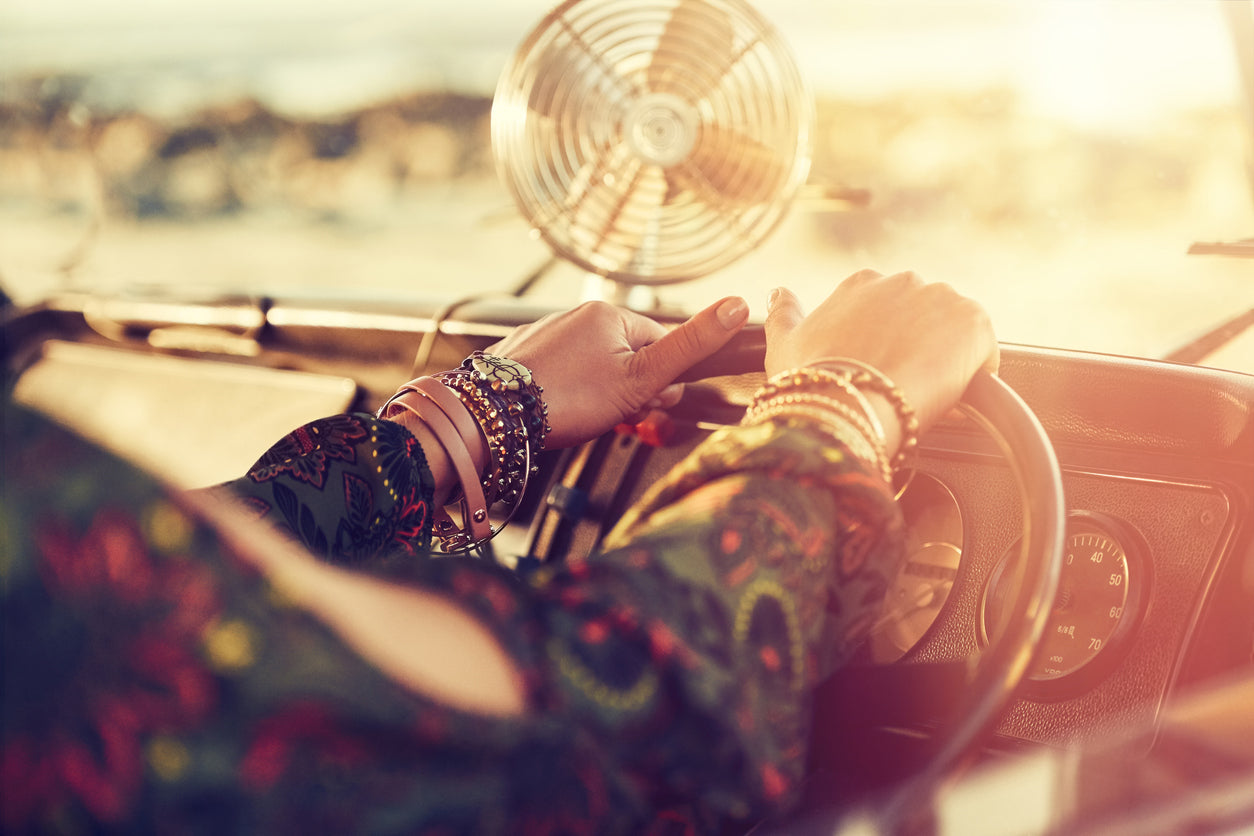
581, 273, 662, 311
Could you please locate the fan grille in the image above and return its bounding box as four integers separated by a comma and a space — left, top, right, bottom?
492, 0, 813, 286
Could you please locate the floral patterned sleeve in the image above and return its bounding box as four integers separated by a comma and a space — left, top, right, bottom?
203, 412, 437, 563
2, 405, 903, 834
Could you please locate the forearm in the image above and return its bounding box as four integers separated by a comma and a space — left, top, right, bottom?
251, 533, 528, 717
515, 421, 905, 827
202, 410, 903, 828
196, 411, 524, 714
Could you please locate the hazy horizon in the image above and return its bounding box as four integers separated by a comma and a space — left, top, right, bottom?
1, 0, 1241, 129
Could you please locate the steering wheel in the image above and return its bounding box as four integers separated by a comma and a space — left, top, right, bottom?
682, 326, 1066, 830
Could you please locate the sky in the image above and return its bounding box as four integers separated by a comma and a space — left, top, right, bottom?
0, 0, 1244, 128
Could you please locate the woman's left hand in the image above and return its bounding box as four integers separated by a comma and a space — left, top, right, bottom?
486, 297, 749, 449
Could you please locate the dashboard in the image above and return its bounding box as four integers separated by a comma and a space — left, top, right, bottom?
512, 340, 1254, 775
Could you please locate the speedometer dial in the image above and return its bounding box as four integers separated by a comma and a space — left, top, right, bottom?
981, 511, 1150, 697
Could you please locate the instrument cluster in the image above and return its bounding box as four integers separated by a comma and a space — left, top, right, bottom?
867, 471, 1153, 700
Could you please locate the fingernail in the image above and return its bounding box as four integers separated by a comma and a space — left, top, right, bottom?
716, 296, 748, 329
767, 287, 781, 312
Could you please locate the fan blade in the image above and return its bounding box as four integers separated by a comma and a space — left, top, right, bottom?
564, 144, 668, 274
647, 0, 735, 101
528, 38, 636, 122
678, 124, 785, 205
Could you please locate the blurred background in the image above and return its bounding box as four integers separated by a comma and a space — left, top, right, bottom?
2, 0, 1252, 362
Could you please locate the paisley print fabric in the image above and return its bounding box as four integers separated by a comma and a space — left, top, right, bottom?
246, 415, 367, 488
2, 404, 902, 834
212, 413, 435, 563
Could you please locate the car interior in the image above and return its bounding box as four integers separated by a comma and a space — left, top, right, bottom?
4, 0, 1254, 831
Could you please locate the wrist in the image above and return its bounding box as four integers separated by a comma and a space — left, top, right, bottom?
859, 391, 902, 459
377, 352, 549, 553
385, 408, 459, 506
380, 383, 492, 547
745, 359, 918, 484
809, 358, 919, 470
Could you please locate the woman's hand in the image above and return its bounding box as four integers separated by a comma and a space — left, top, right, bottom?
487, 296, 749, 449
764, 270, 999, 453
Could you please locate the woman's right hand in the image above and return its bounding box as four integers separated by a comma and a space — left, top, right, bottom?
763, 269, 999, 455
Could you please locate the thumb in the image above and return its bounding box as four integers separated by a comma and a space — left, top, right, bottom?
763, 286, 805, 374
764, 287, 804, 339
762, 288, 802, 335
631, 296, 749, 392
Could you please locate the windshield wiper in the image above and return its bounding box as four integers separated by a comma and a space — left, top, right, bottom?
1188, 238, 1254, 258
1163, 307, 1254, 365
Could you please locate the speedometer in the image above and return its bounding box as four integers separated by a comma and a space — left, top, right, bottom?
980, 511, 1151, 697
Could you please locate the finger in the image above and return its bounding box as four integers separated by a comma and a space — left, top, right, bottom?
982, 336, 1001, 376
763, 286, 804, 345
629, 296, 748, 393
627, 384, 685, 423
650, 382, 685, 410
840, 267, 884, 287
975, 306, 1000, 376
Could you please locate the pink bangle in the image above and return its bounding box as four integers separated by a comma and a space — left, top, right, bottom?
380, 389, 491, 549
399, 377, 490, 484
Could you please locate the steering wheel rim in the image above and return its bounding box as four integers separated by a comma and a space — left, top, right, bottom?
682, 327, 1066, 827
874, 370, 1065, 825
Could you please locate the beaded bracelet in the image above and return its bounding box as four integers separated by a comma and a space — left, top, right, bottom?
809, 358, 919, 470
441, 353, 549, 499
744, 391, 886, 455
378, 353, 548, 553
437, 371, 529, 506
759, 366, 887, 442
463, 351, 551, 452
746, 359, 918, 481
745, 401, 891, 482
744, 392, 892, 481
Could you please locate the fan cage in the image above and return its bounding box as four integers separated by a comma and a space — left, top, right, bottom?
492, 0, 813, 286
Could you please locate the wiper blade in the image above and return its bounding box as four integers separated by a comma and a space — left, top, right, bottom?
1187, 238, 1254, 258
1162, 307, 1254, 365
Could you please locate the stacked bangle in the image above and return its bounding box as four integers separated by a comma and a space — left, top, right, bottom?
462, 351, 551, 452
744, 391, 891, 480
810, 357, 919, 471
437, 372, 527, 506
378, 352, 549, 553
378, 381, 492, 550
743, 359, 918, 483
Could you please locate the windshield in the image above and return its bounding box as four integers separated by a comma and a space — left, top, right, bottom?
2, 0, 1251, 364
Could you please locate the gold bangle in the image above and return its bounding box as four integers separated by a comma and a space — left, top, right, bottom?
745, 391, 886, 453
757, 366, 888, 446
744, 401, 892, 482
809, 358, 919, 470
